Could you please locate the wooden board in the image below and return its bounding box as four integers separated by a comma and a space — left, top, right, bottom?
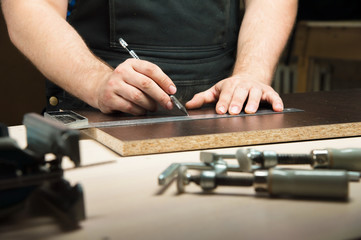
78, 89, 361, 156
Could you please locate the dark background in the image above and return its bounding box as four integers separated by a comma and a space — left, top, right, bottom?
0, 9, 46, 126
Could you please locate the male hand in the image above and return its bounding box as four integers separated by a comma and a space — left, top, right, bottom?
95, 59, 177, 115
185, 74, 283, 115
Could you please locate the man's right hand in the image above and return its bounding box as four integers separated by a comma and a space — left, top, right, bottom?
95, 59, 177, 115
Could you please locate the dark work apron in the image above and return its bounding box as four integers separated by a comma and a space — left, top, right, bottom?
46, 0, 241, 110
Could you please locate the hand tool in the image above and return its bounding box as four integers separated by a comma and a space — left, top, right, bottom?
158, 146, 261, 186
119, 37, 189, 116
0, 113, 85, 229
177, 167, 356, 199
44, 110, 88, 128
237, 148, 361, 172
158, 147, 361, 200
45, 108, 302, 129
158, 162, 243, 186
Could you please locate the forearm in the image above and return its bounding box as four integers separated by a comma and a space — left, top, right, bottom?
233, 0, 297, 84
2, 0, 112, 109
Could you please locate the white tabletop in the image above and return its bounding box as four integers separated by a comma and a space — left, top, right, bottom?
2, 126, 361, 240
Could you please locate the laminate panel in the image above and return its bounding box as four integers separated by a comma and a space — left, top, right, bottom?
78, 89, 361, 156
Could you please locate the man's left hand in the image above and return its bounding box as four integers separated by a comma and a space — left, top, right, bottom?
185, 74, 284, 115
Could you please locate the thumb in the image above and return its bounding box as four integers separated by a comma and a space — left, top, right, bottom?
185, 88, 218, 109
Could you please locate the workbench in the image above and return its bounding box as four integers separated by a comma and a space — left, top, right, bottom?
1, 124, 361, 240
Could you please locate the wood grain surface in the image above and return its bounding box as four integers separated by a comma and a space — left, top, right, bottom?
78, 89, 361, 156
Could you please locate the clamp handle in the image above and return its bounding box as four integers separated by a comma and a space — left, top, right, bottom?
312, 148, 361, 171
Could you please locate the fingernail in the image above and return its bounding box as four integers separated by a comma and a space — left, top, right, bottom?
218, 106, 226, 114
230, 106, 240, 114
246, 105, 256, 113
166, 101, 173, 110
275, 103, 283, 111
169, 85, 177, 94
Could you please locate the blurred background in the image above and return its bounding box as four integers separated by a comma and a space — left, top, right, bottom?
1, 1, 361, 125
0, 8, 46, 126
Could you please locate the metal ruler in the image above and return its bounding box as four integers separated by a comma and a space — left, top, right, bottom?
45, 108, 302, 129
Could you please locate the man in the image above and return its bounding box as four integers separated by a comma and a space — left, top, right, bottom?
2, 0, 297, 116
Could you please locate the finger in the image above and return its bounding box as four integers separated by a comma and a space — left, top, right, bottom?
120, 60, 173, 109
185, 88, 218, 109
244, 88, 262, 114
272, 99, 284, 112
215, 82, 235, 115
116, 80, 157, 111
123, 73, 172, 110
228, 86, 249, 115
114, 98, 147, 115
131, 59, 177, 95
262, 89, 284, 112
99, 93, 146, 115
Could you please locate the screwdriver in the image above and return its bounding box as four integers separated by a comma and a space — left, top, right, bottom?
119, 38, 189, 116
